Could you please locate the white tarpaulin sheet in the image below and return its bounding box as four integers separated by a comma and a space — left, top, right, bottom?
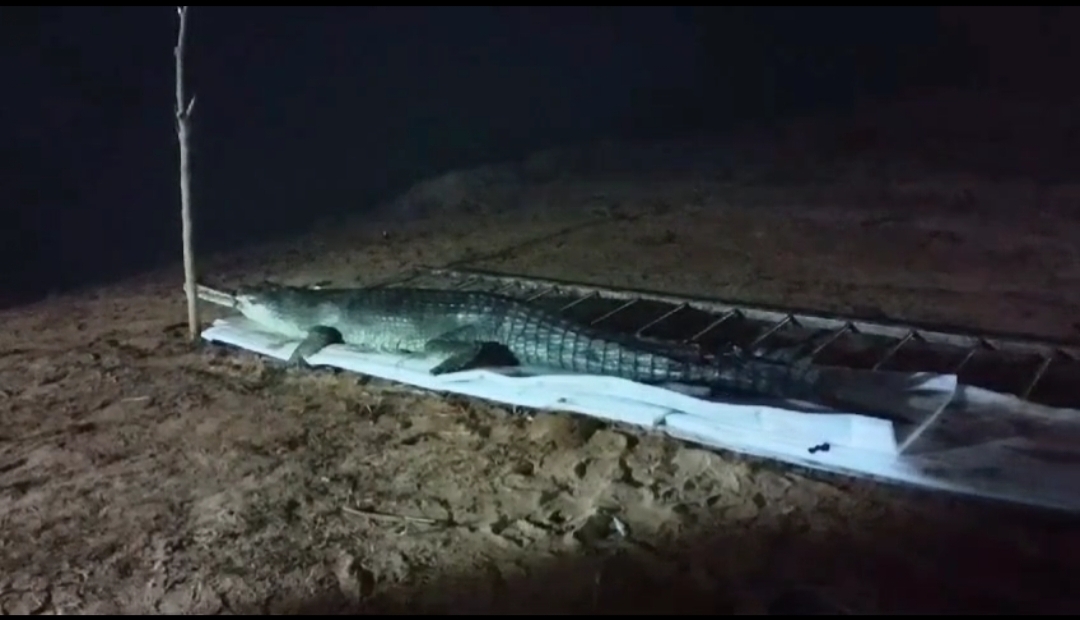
203, 316, 1080, 512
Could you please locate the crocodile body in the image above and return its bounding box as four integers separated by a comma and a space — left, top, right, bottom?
232, 283, 836, 401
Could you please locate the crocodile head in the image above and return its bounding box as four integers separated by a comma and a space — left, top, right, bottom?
232, 282, 321, 338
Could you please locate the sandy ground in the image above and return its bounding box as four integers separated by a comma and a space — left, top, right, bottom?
6, 149, 1080, 613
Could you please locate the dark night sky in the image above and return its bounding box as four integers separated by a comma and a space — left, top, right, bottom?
1, 7, 1076, 301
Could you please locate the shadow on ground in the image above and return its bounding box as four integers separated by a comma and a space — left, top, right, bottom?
243, 494, 1080, 615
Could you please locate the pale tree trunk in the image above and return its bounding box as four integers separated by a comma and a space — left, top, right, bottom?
175, 6, 199, 341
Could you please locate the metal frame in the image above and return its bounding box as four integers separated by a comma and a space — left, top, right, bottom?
397, 267, 1080, 410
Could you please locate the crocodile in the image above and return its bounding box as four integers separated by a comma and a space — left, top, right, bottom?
228, 281, 856, 404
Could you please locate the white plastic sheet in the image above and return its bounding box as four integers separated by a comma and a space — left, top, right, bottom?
203, 316, 1080, 512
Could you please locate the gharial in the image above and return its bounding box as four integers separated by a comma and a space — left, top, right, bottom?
227, 281, 901, 407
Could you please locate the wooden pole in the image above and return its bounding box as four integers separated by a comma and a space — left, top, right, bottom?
175, 6, 199, 341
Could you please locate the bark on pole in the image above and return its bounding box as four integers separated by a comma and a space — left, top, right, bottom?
175, 6, 199, 341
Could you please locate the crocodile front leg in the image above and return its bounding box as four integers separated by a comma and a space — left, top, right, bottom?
287, 326, 344, 368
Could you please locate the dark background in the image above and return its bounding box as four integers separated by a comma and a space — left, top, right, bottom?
2, 7, 1076, 301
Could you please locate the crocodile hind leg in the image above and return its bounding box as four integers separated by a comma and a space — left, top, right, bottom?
287, 326, 344, 368
424, 338, 519, 375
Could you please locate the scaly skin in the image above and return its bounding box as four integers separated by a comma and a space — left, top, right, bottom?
232, 283, 835, 401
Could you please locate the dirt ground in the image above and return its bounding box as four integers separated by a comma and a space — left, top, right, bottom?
6, 141, 1080, 613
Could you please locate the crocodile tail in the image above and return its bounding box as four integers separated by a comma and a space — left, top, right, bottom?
706, 355, 836, 404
